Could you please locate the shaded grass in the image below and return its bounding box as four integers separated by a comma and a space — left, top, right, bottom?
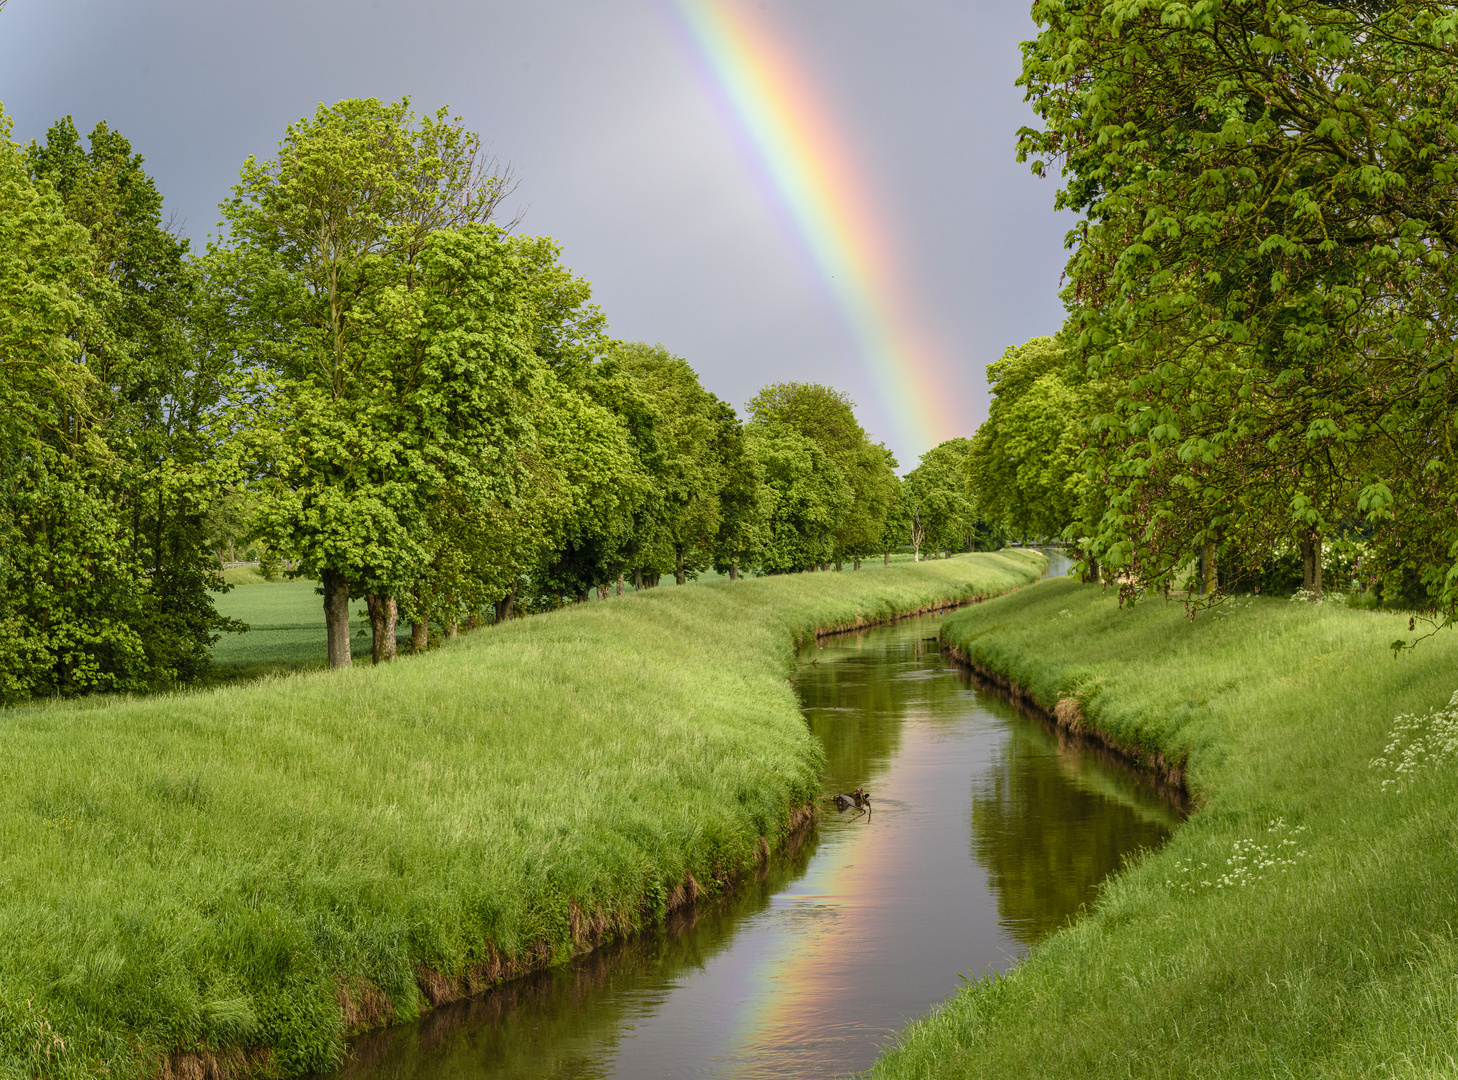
208, 581, 408, 681
0, 551, 1042, 1079
869, 580, 1458, 1080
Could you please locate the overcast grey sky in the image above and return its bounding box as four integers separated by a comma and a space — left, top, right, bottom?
0, 0, 1071, 468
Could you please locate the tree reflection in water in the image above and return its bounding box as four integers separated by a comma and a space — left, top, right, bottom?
966, 685, 1182, 946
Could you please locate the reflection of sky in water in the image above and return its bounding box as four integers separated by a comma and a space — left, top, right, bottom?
335, 614, 1175, 1080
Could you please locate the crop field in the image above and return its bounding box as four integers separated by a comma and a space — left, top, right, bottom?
871, 579, 1458, 1080
0, 551, 1042, 1079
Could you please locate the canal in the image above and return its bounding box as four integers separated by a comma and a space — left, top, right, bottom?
333, 568, 1180, 1078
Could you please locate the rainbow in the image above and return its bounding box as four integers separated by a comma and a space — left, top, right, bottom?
665, 0, 955, 460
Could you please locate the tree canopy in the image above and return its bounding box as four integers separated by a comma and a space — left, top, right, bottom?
0, 96, 976, 700
966, 336, 1088, 544
1014, 0, 1458, 616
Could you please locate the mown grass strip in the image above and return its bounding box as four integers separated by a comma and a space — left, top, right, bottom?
870, 578, 1458, 1080
0, 552, 1042, 1079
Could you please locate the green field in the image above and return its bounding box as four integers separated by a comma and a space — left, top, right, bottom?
870, 579, 1458, 1079
206, 554, 976, 680
209, 579, 408, 679
0, 552, 1042, 1079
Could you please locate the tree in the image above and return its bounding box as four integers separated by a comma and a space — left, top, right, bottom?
218, 98, 518, 666
1, 111, 241, 702
746, 382, 897, 569
967, 337, 1086, 539
524, 368, 653, 607
0, 108, 95, 700
903, 439, 978, 561
1018, 1, 1458, 610
745, 423, 852, 574
712, 423, 769, 580
612, 342, 736, 586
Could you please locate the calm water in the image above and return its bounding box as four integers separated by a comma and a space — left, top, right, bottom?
333, 584, 1177, 1079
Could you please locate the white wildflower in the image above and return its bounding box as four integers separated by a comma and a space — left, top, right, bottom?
1169, 818, 1307, 892
1370, 690, 1458, 791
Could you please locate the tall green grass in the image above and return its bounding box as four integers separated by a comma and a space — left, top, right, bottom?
206, 554, 973, 681
0, 551, 1042, 1079
870, 579, 1458, 1079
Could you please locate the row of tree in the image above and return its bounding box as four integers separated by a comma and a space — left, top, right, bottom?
1, 97, 990, 701
965, 1, 1458, 627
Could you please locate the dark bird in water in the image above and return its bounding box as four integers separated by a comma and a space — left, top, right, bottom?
826, 785, 872, 820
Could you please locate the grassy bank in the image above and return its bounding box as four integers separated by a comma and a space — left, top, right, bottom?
0, 551, 1042, 1079
206, 553, 978, 681
870, 579, 1458, 1079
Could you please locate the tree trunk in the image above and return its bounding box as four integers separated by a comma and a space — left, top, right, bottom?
1087, 555, 1100, 583
1300, 536, 1315, 593
675, 547, 686, 585
729, 563, 738, 581
411, 621, 427, 653
617, 573, 624, 596
494, 585, 516, 623
634, 567, 643, 591
368, 595, 398, 664
835, 559, 843, 571
883, 552, 890, 566
323, 569, 352, 669
1312, 533, 1323, 599
368, 595, 384, 663
853, 558, 861, 571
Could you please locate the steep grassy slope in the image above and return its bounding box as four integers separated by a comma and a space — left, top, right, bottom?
871, 578, 1458, 1080
0, 552, 1042, 1079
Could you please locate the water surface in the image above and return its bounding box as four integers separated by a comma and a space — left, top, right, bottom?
334, 604, 1177, 1079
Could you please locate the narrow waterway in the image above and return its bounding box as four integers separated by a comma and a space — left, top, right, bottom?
333, 571, 1179, 1079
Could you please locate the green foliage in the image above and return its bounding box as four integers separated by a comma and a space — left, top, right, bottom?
746, 382, 898, 568
0, 555, 1041, 1077
609, 342, 737, 586
0, 106, 239, 703
1017, 2, 1458, 614
744, 422, 851, 573
711, 411, 769, 579
217, 98, 556, 656
872, 578, 1458, 1079
899, 438, 980, 560
966, 336, 1088, 543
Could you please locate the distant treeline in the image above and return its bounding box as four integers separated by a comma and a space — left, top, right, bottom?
0, 98, 997, 702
